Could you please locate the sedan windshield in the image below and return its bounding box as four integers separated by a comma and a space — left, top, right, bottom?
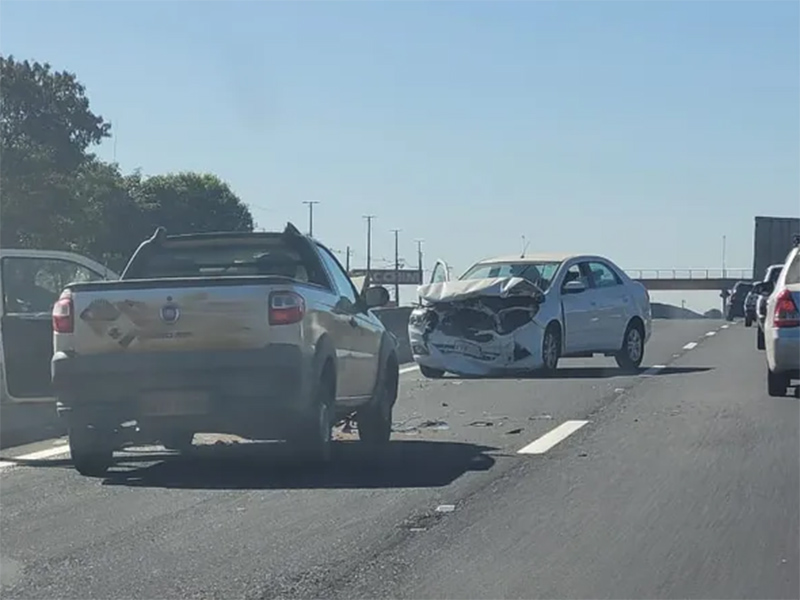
459, 261, 561, 291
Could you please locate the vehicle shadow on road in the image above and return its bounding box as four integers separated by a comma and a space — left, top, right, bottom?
99, 440, 498, 490
454, 366, 714, 380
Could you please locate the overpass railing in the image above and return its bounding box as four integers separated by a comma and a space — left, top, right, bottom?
625, 269, 753, 281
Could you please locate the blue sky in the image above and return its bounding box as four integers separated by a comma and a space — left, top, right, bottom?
3, 0, 798, 310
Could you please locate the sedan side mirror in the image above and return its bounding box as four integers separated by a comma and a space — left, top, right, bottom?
363, 285, 390, 309
753, 281, 774, 295
562, 280, 587, 294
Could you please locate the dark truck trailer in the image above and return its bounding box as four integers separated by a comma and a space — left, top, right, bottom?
753, 216, 800, 281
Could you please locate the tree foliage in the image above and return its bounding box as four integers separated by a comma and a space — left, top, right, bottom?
0, 55, 254, 267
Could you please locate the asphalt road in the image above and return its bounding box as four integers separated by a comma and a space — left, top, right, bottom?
1, 319, 797, 600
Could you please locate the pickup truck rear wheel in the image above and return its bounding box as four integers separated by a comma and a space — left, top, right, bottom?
69, 425, 113, 477
288, 368, 335, 465
358, 358, 398, 446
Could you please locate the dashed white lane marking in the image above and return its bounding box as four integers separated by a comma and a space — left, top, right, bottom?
517, 420, 589, 455
0, 444, 70, 471
721, 324, 730, 329
399, 364, 420, 375
683, 342, 698, 350
705, 331, 716, 337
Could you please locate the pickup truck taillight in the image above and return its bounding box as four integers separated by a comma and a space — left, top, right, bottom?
773, 289, 800, 328
269, 291, 305, 325
52, 291, 74, 333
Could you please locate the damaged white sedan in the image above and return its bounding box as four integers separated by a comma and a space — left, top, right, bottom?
408, 253, 652, 378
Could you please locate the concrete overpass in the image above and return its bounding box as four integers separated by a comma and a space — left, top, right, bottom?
625, 269, 753, 291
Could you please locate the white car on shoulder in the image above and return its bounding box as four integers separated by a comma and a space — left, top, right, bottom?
757, 240, 800, 397
408, 253, 652, 377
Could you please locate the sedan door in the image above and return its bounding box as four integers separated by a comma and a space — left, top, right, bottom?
585, 260, 628, 350
1, 252, 109, 401
559, 262, 599, 353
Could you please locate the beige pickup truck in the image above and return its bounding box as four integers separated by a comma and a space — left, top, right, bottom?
51, 224, 399, 476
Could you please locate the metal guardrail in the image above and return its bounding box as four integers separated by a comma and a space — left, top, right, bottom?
625, 269, 753, 280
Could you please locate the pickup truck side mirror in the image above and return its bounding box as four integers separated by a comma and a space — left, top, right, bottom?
363, 285, 390, 309
562, 280, 587, 294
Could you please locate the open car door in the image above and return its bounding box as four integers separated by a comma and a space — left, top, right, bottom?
429, 259, 452, 284
0, 250, 117, 403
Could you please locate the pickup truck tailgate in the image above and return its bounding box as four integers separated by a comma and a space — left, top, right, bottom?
71, 283, 276, 355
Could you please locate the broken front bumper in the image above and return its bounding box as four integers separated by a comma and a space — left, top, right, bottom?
408, 307, 546, 376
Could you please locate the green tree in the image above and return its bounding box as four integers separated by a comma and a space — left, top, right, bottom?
130, 172, 254, 236
0, 55, 111, 248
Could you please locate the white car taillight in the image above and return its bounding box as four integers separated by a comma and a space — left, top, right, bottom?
268, 291, 306, 325
773, 289, 800, 328
52, 290, 74, 333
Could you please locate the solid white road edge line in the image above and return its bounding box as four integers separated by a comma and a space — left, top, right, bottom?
517, 420, 589, 455
0, 444, 70, 471
683, 342, 698, 350
399, 364, 420, 375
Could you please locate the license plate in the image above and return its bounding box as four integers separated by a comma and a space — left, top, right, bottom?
140, 390, 211, 416
454, 341, 482, 358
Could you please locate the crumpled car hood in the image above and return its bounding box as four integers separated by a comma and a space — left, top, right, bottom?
417, 276, 544, 304
409, 276, 547, 376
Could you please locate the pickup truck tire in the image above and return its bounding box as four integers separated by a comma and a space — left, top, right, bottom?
615, 320, 645, 373
358, 355, 398, 446
288, 365, 335, 465
419, 365, 445, 379
69, 425, 113, 477
162, 431, 194, 452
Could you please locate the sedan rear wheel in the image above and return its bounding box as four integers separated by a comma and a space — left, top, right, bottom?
615, 322, 644, 372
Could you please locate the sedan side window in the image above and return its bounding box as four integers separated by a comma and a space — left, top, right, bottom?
587, 261, 622, 289
316, 245, 359, 305
562, 264, 590, 289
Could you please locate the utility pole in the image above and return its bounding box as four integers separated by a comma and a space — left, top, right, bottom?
391, 229, 401, 305
363, 215, 376, 284
415, 239, 424, 284
721, 234, 728, 315
303, 201, 319, 237
345, 245, 352, 272
722, 234, 727, 278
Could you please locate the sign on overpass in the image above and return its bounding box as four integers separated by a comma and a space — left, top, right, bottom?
349, 269, 422, 286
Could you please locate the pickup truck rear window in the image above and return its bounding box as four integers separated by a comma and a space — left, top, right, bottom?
124, 237, 328, 285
